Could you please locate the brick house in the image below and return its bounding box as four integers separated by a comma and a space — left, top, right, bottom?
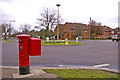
103, 26, 112, 38
54, 22, 89, 40
54, 24, 64, 37
111, 27, 120, 35
54, 22, 112, 40
62, 22, 89, 39
92, 25, 112, 39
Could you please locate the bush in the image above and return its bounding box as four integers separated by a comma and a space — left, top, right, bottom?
107, 37, 112, 39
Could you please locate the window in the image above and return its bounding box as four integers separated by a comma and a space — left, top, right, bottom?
85, 29, 87, 33
67, 34, 69, 37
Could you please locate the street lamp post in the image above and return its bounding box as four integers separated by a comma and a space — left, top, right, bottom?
56, 4, 60, 40
9, 20, 15, 40
0, 25, 2, 42
89, 17, 91, 39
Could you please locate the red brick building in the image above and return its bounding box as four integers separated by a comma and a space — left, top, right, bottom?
61, 22, 89, 39
54, 22, 90, 39
55, 22, 113, 40
111, 27, 120, 35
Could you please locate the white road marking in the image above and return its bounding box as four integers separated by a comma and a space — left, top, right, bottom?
59, 65, 64, 67
100, 40, 112, 42
93, 64, 110, 68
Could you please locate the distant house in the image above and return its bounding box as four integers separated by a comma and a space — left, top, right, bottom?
91, 25, 112, 39
103, 26, 112, 38
18, 29, 39, 38
55, 22, 113, 40
62, 22, 89, 39
54, 22, 89, 40
111, 27, 120, 35
29, 29, 39, 37
54, 24, 64, 36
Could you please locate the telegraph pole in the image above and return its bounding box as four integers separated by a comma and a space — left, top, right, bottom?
89, 17, 91, 39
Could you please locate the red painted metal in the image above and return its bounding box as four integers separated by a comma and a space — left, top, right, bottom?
17, 35, 31, 67
17, 34, 31, 39
29, 38, 41, 56
17, 34, 41, 74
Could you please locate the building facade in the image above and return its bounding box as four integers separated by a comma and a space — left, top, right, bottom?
55, 22, 112, 40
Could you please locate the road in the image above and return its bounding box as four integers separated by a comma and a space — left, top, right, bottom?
2, 40, 118, 70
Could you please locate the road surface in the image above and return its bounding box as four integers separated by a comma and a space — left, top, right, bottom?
2, 40, 118, 70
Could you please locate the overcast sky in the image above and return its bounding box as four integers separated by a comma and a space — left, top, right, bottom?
0, 0, 119, 30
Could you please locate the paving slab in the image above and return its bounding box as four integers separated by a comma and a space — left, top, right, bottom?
12, 71, 35, 78
41, 73, 57, 78
2, 67, 18, 78
30, 69, 46, 75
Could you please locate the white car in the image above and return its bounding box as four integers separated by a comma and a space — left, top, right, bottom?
112, 35, 120, 41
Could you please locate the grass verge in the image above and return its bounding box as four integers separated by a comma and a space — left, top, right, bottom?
44, 69, 118, 79
2, 40, 16, 42
41, 42, 84, 45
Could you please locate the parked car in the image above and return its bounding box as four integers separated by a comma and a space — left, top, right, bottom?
112, 35, 120, 41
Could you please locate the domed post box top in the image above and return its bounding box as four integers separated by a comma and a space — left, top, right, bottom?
17, 34, 31, 39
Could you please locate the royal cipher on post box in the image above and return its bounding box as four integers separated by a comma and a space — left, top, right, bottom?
17, 34, 41, 75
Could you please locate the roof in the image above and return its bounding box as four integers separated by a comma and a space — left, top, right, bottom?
65, 22, 87, 30
59, 24, 64, 30
112, 27, 120, 31
55, 24, 64, 30
104, 26, 112, 32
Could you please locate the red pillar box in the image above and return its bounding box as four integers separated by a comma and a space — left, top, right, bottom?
17, 34, 41, 75
17, 34, 31, 75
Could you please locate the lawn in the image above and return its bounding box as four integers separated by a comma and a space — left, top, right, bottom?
2, 40, 16, 42
41, 42, 84, 45
44, 69, 118, 79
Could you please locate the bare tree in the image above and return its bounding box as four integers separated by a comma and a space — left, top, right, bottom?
95, 22, 104, 36
1, 24, 6, 40
89, 20, 103, 38
1, 24, 11, 40
96, 22, 102, 26
36, 8, 63, 37
36, 8, 57, 30
19, 24, 31, 34
75, 25, 84, 36
8, 24, 14, 39
89, 20, 97, 35
12, 29, 18, 37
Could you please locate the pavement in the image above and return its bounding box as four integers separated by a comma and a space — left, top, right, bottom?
2, 66, 59, 79
1, 66, 119, 79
